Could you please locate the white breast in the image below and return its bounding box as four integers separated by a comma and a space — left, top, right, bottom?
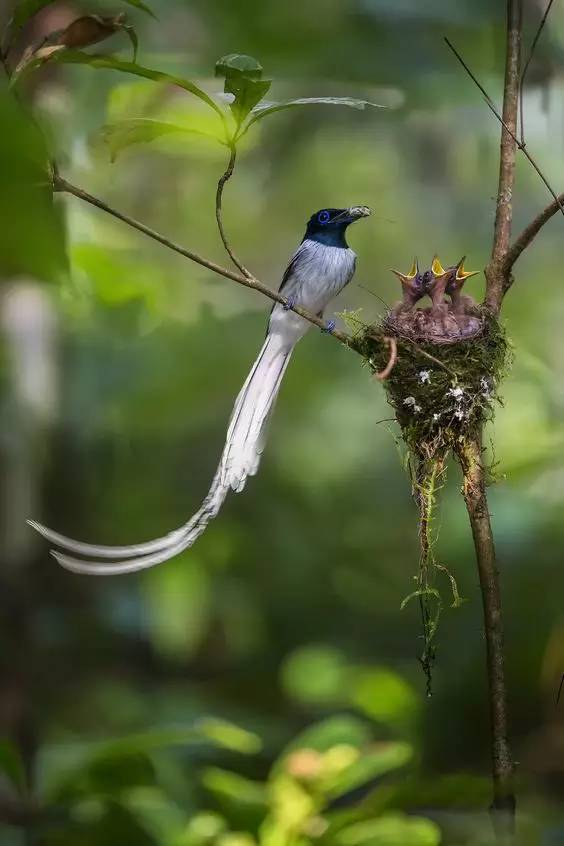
269, 239, 356, 345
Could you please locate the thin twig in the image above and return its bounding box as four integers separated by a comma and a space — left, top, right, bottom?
391, 327, 458, 376
520, 0, 556, 144
444, 36, 564, 227
52, 172, 358, 348
215, 144, 253, 278
375, 336, 397, 380
503, 190, 564, 274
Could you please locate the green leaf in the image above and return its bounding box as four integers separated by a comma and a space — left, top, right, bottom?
281, 645, 348, 706
43, 721, 261, 802
121, 0, 157, 20
97, 118, 224, 161
12, 16, 140, 83
0, 89, 66, 281
215, 54, 263, 80
121, 787, 188, 843
7, 0, 155, 42
350, 668, 418, 727
322, 742, 413, 799
226, 76, 271, 125
10, 0, 52, 31
201, 767, 268, 809
12, 50, 225, 121
195, 718, 262, 755
247, 97, 386, 128
334, 814, 441, 846
274, 716, 372, 773
0, 738, 26, 794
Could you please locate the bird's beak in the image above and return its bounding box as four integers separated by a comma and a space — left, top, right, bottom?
431, 255, 447, 276
347, 206, 372, 221
455, 257, 480, 281
391, 257, 418, 282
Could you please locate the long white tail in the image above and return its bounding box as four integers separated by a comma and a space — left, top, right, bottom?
29, 336, 293, 575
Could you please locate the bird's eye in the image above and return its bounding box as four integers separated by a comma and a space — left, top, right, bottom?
317, 210, 331, 224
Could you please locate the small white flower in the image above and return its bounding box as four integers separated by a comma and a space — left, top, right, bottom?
418, 370, 431, 384
432, 413, 441, 422
454, 409, 465, 420
402, 396, 421, 413
448, 386, 464, 401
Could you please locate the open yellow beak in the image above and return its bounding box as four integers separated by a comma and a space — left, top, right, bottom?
455, 257, 480, 281
391, 257, 418, 281
431, 255, 447, 276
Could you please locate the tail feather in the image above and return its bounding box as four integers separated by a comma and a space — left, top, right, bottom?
29, 334, 293, 574
220, 336, 291, 491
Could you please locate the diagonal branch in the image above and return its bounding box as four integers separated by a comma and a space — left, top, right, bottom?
52, 172, 357, 348
520, 0, 556, 144
503, 191, 564, 274
444, 34, 564, 238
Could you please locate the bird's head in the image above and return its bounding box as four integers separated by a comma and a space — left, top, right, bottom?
305, 206, 371, 246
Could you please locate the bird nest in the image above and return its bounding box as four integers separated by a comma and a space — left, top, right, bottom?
357, 256, 512, 457
360, 313, 510, 456
351, 257, 512, 692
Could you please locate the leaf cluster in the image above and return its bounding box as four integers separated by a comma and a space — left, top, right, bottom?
3, 1, 386, 161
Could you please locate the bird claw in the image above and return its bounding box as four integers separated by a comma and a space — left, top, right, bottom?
283, 294, 298, 311
322, 319, 336, 334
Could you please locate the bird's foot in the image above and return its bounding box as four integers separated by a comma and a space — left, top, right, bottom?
322, 319, 336, 334
283, 294, 298, 311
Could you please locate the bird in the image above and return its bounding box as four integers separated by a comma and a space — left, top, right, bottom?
392, 256, 478, 313
28, 205, 371, 575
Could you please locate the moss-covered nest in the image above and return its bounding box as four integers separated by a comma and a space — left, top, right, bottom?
358, 310, 511, 459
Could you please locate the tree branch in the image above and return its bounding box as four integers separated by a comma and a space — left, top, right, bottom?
455, 435, 515, 839
491, 0, 522, 266
215, 145, 253, 278
52, 172, 357, 348
445, 25, 564, 313
503, 191, 564, 275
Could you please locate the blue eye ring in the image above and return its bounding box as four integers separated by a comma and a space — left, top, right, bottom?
318, 210, 331, 225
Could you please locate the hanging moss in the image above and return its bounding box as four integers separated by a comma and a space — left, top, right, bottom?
352, 309, 512, 693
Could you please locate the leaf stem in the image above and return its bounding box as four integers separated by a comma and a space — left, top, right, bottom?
215, 144, 253, 278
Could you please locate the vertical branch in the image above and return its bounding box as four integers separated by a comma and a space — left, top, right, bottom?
456, 436, 515, 838
486, 0, 522, 314
491, 0, 522, 265
474, 1, 520, 835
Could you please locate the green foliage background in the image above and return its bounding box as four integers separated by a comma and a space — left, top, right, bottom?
1, 0, 564, 843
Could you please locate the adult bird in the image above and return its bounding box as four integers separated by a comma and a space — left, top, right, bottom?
29, 205, 371, 575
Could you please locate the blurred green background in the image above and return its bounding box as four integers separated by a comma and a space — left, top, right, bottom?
1, 0, 564, 843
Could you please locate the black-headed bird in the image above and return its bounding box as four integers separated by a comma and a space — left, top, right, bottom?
29, 205, 371, 574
